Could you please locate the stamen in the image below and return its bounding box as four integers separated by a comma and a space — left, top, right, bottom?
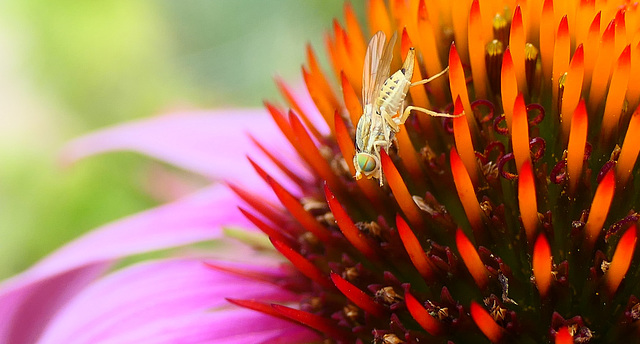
584, 169, 615, 247
456, 229, 489, 289
330, 272, 386, 317
601, 45, 631, 139
588, 19, 615, 111
510, 6, 528, 95
324, 184, 378, 260
367, 0, 392, 36
605, 225, 637, 295
289, 112, 342, 192
560, 44, 585, 137
552, 16, 570, 114
470, 301, 504, 342
518, 160, 539, 243
380, 149, 425, 228
266, 176, 332, 243
417, 0, 447, 103
512, 93, 531, 174
524, 43, 539, 93
501, 49, 518, 131
533, 233, 552, 298
453, 97, 479, 185
271, 238, 334, 290
271, 304, 351, 341
493, 13, 510, 46
567, 99, 588, 193
617, 105, 640, 185
583, 12, 601, 91
449, 43, 474, 131
450, 147, 484, 232
468, 0, 488, 99
555, 326, 573, 344
539, 0, 555, 85
405, 290, 444, 335
340, 71, 362, 127
485, 39, 504, 94
396, 214, 436, 282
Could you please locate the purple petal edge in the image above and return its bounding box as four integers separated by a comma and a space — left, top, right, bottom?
38, 258, 305, 344
60, 110, 313, 192
0, 184, 248, 343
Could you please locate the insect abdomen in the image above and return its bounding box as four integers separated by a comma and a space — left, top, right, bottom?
376, 71, 411, 117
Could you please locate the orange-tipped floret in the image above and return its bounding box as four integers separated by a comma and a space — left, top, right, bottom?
456, 228, 489, 290
533, 233, 552, 298
605, 225, 638, 295
567, 99, 588, 193
518, 160, 539, 243
470, 301, 504, 342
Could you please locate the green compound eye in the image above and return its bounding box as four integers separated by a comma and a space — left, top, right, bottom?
356, 153, 377, 173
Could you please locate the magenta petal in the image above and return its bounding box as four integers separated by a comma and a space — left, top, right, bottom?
2, 184, 247, 290
37, 259, 303, 343
60, 110, 312, 188
84, 310, 318, 344
0, 264, 108, 344
0, 185, 248, 343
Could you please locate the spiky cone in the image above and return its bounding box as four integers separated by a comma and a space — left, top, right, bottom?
235, 1, 640, 343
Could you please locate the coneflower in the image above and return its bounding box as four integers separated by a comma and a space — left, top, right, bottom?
3, 0, 640, 343
243, 0, 640, 342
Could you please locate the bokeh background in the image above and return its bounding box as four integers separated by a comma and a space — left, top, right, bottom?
0, 1, 362, 279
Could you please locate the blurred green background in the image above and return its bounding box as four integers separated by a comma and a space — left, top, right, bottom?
0, 1, 360, 279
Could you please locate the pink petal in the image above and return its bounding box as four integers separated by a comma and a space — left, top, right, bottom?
38, 259, 305, 344
0, 184, 247, 343
93, 310, 319, 344
60, 110, 312, 191
0, 264, 108, 344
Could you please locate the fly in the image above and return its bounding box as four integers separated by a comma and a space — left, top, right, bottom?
354, 31, 457, 186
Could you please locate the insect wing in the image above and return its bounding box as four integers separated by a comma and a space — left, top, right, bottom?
362, 31, 391, 106
371, 31, 397, 104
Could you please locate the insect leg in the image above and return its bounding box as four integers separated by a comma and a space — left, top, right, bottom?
382, 112, 400, 132
402, 105, 463, 119
379, 106, 400, 132
410, 66, 450, 87
396, 99, 408, 126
